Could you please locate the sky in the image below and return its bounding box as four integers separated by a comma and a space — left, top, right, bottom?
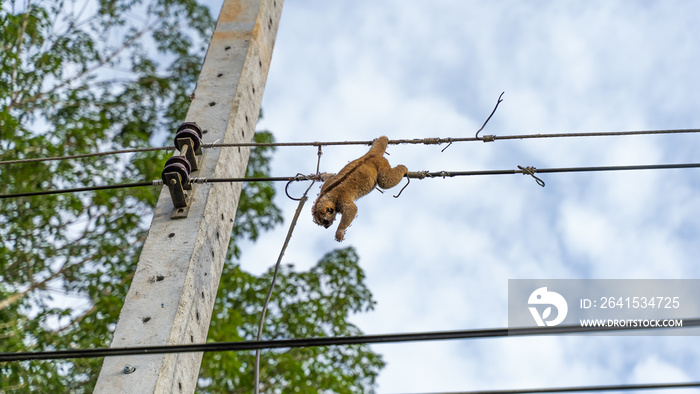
203, 1, 700, 392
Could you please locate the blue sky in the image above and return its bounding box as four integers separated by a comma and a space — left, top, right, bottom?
204, 1, 700, 392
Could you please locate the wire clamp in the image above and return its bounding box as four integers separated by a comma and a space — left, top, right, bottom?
189, 177, 207, 184
406, 171, 428, 180
518, 165, 545, 187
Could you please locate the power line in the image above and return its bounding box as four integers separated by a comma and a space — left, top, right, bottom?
2, 318, 699, 362
2, 162, 699, 199
408, 162, 700, 178
1, 128, 699, 166
0, 146, 176, 165
411, 381, 700, 394
0, 181, 160, 199
255, 182, 316, 393
483, 128, 700, 141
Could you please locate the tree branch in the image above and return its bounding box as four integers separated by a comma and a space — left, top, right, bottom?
12, 18, 162, 110
0, 291, 28, 312
0, 253, 95, 312
8, 1, 33, 92
55, 304, 97, 333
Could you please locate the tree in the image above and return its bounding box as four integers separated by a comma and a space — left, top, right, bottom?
200, 247, 385, 393
0, 1, 384, 392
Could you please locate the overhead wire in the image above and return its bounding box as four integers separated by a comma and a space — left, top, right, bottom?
0, 146, 177, 165
1, 128, 700, 166
0, 180, 161, 198
2, 162, 699, 199
254, 147, 322, 394
410, 381, 700, 394
2, 318, 699, 362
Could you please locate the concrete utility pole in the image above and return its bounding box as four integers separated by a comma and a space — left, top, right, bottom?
94, 0, 282, 392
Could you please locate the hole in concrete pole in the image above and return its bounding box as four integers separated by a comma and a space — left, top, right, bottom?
142, 317, 151, 323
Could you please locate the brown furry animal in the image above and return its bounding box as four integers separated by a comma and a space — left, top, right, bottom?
312, 136, 408, 242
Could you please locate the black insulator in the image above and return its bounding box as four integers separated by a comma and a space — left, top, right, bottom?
177, 122, 203, 139
165, 155, 192, 173
161, 156, 192, 184
174, 128, 202, 152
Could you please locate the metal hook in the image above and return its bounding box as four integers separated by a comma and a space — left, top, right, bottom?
393, 176, 410, 198
518, 165, 545, 187
475, 91, 505, 140
440, 138, 453, 153
285, 174, 315, 201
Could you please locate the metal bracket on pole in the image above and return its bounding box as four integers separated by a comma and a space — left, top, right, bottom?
162, 171, 189, 211
162, 122, 206, 219
176, 138, 200, 173
162, 155, 193, 219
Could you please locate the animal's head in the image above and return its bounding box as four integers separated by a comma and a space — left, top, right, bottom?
312, 196, 337, 228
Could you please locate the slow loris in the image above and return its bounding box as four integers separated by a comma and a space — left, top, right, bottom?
312, 136, 408, 242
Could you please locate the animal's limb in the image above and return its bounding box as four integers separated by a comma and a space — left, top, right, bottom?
377, 162, 408, 189
368, 136, 389, 155
335, 201, 358, 242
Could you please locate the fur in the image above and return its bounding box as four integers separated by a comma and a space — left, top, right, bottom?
312, 136, 408, 241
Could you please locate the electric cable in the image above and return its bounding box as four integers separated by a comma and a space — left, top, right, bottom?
1, 318, 699, 362
254, 173, 318, 393
2, 128, 699, 166
0, 180, 161, 199
408, 381, 700, 394
2, 162, 699, 199
0, 146, 176, 165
